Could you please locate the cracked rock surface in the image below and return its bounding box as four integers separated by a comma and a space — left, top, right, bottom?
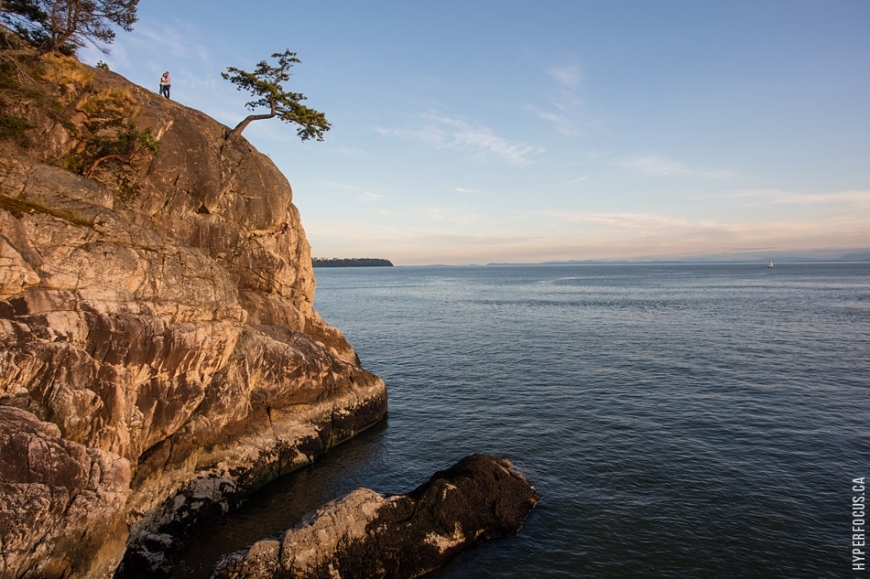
0, 55, 386, 579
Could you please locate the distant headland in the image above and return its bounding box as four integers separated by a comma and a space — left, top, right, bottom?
312, 258, 394, 267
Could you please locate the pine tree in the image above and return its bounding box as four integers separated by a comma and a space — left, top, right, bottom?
0, 0, 138, 54
222, 49, 330, 141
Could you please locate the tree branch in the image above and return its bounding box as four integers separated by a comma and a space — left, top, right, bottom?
86, 153, 125, 177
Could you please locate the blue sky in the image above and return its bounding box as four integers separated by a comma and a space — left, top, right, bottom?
81, 1, 870, 265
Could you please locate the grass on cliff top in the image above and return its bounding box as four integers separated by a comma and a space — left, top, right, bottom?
39, 53, 95, 88
2, 51, 161, 204
0, 194, 94, 227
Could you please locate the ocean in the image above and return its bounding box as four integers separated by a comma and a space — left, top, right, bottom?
174, 263, 870, 578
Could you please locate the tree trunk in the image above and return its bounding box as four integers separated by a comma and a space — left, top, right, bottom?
86, 153, 126, 177
226, 94, 278, 140
227, 112, 275, 139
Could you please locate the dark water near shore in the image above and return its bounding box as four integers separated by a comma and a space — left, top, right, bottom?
175, 263, 870, 578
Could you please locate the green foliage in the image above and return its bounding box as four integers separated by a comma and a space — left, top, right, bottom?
221, 49, 330, 141
59, 119, 159, 202
0, 112, 35, 139
66, 120, 159, 175
0, 0, 139, 54
96, 120, 159, 158
0, 54, 71, 144
0, 56, 43, 97
58, 88, 160, 184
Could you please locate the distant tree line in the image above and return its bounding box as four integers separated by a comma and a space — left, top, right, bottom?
312, 258, 393, 268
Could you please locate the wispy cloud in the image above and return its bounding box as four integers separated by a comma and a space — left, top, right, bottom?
552, 211, 701, 231
543, 208, 870, 247
313, 181, 388, 203
375, 114, 541, 166
622, 155, 733, 178
423, 206, 478, 224
722, 188, 870, 207
567, 176, 589, 184
530, 63, 587, 136
360, 191, 385, 202
363, 205, 480, 225
132, 22, 211, 61
455, 187, 476, 193
318, 181, 363, 191
546, 65, 583, 88
526, 105, 580, 136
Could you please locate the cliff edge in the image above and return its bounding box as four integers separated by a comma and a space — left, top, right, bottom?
0, 53, 387, 578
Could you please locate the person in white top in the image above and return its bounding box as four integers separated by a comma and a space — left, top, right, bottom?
159, 72, 171, 99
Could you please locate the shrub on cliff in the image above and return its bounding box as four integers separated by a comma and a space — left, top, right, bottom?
0, 47, 160, 203
0, 112, 34, 140
62, 87, 160, 196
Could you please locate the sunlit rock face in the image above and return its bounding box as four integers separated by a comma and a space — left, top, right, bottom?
0, 55, 386, 579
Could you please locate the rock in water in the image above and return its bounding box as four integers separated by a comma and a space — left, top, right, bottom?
211, 454, 538, 579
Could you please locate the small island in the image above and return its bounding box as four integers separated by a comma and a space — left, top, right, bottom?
312, 258, 394, 268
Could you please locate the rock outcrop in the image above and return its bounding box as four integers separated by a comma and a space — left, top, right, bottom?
0, 52, 386, 578
211, 454, 538, 579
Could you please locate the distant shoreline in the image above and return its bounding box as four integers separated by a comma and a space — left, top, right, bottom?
312, 258, 394, 268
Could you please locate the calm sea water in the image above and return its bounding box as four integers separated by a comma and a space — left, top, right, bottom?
175, 263, 870, 579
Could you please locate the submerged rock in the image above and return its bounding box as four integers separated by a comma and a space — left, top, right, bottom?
211, 454, 538, 579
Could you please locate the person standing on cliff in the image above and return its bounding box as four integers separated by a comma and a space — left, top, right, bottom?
159, 71, 171, 99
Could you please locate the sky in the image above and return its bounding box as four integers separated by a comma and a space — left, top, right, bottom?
80, 1, 870, 265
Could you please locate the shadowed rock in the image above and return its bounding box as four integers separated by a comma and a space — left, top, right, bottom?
211, 454, 538, 579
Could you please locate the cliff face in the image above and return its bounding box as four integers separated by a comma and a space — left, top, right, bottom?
0, 54, 387, 578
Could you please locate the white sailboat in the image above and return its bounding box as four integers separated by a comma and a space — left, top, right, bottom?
767, 261, 774, 268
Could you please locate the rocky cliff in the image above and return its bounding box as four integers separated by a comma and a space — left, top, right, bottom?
0, 53, 387, 578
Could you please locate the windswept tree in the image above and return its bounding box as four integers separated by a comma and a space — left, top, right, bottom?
222, 49, 330, 141
0, 0, 138, 54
